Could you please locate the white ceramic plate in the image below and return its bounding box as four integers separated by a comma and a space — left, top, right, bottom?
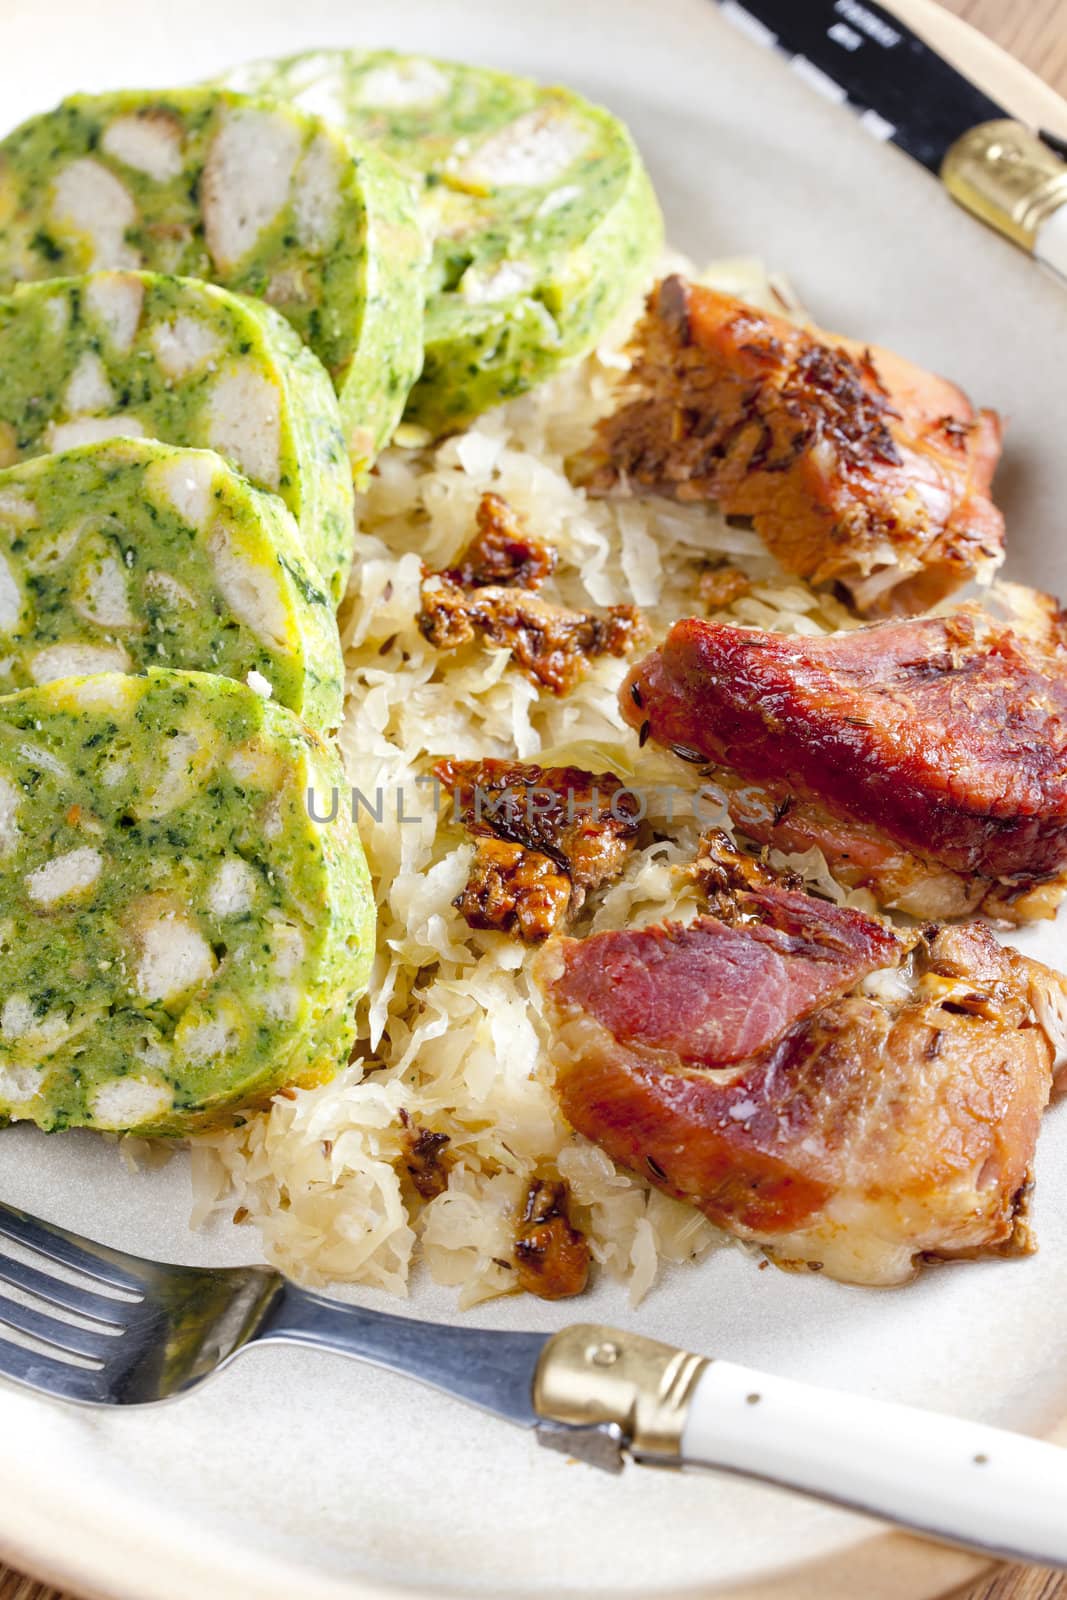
2, 3, 1066, 1597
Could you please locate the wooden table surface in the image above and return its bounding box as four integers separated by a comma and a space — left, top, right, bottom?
3, 3, 1067, 1599
947, 1, 1067, 96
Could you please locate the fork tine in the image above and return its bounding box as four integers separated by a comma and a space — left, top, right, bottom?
0, 1253, 133, 1325
0, 1202, 148, 1292
0, 1290, 119, 1360
0, 1331, 113, 1404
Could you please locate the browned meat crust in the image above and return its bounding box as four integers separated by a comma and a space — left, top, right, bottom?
585, 276, 1004, 615
419, 490, 645, 693
688, 829, 801, 909
443, 492, 556, 591
435, 758, 641, 942
402, 1124, 453, 1200
420, 578, 647, 695
452, 837, 574, 942
537, 891, 1066, 1286
513, 1179, 590, 1299
697, 564, 751, 611
621, 610, 1067, 923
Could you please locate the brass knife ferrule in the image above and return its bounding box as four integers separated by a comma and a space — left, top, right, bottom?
533, 1323, 709, 1464
941, 120, 1067, 252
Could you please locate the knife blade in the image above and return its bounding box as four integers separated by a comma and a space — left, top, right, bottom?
718, 0, 1005, 170
264, 1291, 1067, 1565
716, 0, 1067, 284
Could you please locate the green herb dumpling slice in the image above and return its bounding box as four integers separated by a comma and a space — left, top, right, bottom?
217, 49, 664, 433
0, 669, 373, 1136
0, 271, 355, 603
0, 439, 344, 732
0, 87, 426, 477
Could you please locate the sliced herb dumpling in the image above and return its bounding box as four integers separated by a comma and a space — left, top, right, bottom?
0, 87, 426, 476
218, 49, 664, 432
0, 271, 355, 602
0, 439, 343, 731
0, 669, 373, 1136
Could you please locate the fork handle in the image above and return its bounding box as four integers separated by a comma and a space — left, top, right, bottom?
679, 1359, 1067, 1568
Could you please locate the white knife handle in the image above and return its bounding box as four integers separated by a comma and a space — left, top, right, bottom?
680, 1359, 1067, 1568
1035, 205, 1067, 286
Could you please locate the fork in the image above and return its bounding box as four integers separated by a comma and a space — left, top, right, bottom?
3, 1198, 1067, 1571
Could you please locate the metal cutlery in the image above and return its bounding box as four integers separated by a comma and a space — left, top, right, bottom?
2, 1198, 1067, 1569
717, 0, 1067, 285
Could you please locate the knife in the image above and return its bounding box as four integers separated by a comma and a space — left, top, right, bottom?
532, 1322, 1067, 1567
5, 1184, 1067, 1569
716, 0, 1067, 285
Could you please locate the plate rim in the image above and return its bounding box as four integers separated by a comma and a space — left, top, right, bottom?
0, 1441, 991, 1600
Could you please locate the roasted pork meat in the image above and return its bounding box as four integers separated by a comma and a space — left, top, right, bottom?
419, 490, 646, 694
434, 758, 641, 941
513, 1178, 590, 1300
622, 610, 1067, 923
420, 578, 646, 694
537, 884, 1067, 1286
443, 492, 557, 591
697, 563, 751, 611
402, 1123, 453, 1200
586, 277, 1004, 614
